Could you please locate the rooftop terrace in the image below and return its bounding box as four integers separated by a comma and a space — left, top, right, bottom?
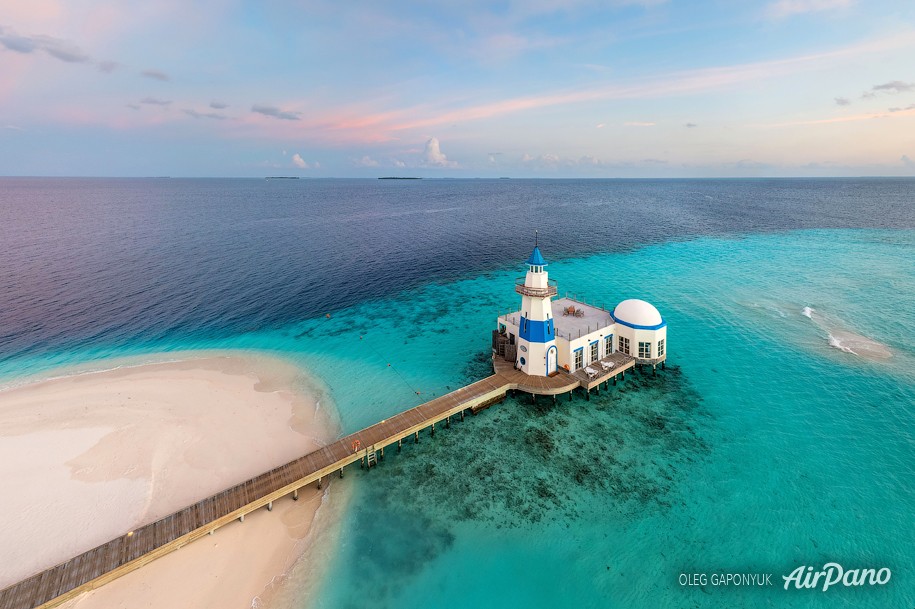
499, 297, 615, 340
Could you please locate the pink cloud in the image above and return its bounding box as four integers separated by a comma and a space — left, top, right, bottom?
762, 106, 915, 127
0, 0, 64, 29
299, 31, 915, 140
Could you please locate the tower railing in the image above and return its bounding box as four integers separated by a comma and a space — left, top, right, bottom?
514, 278, 558, 298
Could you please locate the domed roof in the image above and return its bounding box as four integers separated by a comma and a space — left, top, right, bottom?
612, 299, 665, 329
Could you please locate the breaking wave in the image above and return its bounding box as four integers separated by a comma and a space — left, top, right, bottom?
801, 306, 892, 361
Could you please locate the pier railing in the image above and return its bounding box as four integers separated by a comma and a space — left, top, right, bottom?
0, 347, 645, 609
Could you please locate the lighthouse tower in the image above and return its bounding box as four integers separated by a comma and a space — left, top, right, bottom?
515, 242, 559, 376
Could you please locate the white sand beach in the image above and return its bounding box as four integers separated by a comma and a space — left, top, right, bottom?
0, 352, 341, 608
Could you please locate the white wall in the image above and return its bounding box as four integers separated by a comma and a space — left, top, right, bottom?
560, 324, 618, 370
616, 325, 667, 360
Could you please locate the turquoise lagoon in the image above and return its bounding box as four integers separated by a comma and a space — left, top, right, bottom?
2, 229, 913, 608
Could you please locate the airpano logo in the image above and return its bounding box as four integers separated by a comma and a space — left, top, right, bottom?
679, 563, 892, 594
783, 563, 891, 591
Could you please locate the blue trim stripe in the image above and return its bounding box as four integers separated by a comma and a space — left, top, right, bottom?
611, 313, 667, 331
519, 316, 555, 343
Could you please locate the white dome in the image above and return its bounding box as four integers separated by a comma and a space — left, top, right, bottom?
613, 299, 663, 328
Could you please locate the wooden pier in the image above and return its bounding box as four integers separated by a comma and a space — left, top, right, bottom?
0, 353, 641, 609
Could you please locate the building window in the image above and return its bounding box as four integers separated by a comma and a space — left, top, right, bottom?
618, 336, 630, 355
590, 341, 599, 363
574, 349, 583, 370
658, 339, 665, 357
638, 341, 651, 359
604, 335, 613, 356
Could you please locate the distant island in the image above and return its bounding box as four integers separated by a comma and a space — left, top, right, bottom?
378, 176, 421, 180
265, 176, 300, 180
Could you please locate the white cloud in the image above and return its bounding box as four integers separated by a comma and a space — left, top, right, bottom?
393, 159, 406, 168
292, 153, 309, 169
355, 155, 380, 167
902, 155, 915, 168
623, 121, 655, 127
520, 152, 579, 167
422, 137, 457, 167
766, 0, 853, 19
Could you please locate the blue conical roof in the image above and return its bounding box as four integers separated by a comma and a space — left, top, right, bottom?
526, 246, 547, 266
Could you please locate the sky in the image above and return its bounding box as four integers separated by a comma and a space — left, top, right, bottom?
1, 0, 914, 177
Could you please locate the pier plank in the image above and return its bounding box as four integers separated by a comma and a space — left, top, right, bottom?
0, 356, 646, 609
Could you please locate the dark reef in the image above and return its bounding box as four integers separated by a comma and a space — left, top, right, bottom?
337, 359, 713, 607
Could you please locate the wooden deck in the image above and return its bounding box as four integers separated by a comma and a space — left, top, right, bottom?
0, 352, 642, 609
492, 351, 636, 394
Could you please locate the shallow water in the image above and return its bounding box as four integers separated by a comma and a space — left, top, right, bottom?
275, 229, 914, 609
2, 178, 914, 607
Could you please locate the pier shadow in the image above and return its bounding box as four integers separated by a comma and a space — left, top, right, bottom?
334, 359, 714, 608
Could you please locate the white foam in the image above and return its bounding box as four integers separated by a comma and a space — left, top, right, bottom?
800, 306, 892, 361
827, 334, 855, 354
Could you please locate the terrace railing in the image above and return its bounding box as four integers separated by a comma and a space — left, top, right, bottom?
514, 278, 558, 298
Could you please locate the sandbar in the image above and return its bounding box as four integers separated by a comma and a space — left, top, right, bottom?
0, 352, 341, 608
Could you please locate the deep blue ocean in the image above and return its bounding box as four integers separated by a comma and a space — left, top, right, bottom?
1, 177, 913, 608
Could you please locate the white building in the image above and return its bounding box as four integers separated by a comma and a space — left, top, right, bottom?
495, 245, 667, 377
